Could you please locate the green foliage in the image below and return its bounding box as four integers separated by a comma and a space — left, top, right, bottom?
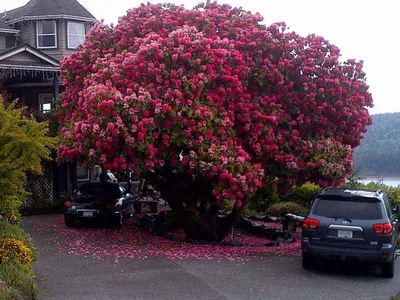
246, 184, 280, 213
340, 182, 400, 203
0, 97, 57, 219
354, 113, 400, 176
0, 262, 37, 299
0, 286, 23, 300
243, 207, 259, 216
266, 202, 308, 217
0, 220, 38, 299
288, 182, 321, 206
0, 238, 35, 266
0, 221, 34, 256
220, 199, 234, 212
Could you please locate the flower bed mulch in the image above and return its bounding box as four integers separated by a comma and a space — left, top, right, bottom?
32, 215, 301, 263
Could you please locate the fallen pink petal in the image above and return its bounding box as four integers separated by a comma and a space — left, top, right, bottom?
32, 216, 301, 262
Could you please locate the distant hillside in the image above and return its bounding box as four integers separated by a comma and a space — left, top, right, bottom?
354, 112, 400, 176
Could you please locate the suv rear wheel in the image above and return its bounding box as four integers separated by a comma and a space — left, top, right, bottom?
302, 256, 317, 270
381, 261, 394, 278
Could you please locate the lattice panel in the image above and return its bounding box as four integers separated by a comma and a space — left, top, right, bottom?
24, 165, 54, 208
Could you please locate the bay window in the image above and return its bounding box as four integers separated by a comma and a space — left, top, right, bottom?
37, 21, 57, 49
67, 22, 85, 49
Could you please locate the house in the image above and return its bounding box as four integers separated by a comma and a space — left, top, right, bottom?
0, 0, 97, 208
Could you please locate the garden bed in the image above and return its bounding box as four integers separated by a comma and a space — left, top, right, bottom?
0, 220, 38, 300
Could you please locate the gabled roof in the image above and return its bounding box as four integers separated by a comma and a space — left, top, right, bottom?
0, 17, 19, 33
0, 44, 60, 72
4, 0, 97, 25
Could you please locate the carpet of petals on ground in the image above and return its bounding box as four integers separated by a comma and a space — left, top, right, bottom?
33, 216, 300, 262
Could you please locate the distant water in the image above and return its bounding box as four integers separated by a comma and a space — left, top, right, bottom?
357, 177, 400, 187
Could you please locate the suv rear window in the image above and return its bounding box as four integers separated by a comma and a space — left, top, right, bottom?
313, 196, 382, 220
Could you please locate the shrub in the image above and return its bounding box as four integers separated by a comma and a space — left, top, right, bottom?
220, 199, 234, 212
243, 207, 259, 216
0, 286, 23, 300
267, 202, 309, 217
247, 184, 280, 213
0, 262, 36, 299
286, 182, 321, 206
0, 221, 34, 254
340, 182, 400, 204
0, 238, 34, 266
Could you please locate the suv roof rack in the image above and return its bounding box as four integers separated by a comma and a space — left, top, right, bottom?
375, 189, 384, 195
320, 187, 335, 193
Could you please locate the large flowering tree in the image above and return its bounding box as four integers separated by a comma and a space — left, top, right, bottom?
58, 2, 372, 241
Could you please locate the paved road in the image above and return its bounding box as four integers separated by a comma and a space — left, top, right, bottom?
23, 215, 400, 300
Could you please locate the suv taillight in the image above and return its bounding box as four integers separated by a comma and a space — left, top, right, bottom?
372, 223, 393, 236
303, 217, 320, 230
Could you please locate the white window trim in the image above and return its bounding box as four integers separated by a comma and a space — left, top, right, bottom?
67, 21, 85, 49
36, 21, 57, 49
38, 93, 54, 113
77, 163, 90, 182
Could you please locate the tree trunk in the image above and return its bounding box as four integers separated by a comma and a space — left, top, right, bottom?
144, 166, 244, 242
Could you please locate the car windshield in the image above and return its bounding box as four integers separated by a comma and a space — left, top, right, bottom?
313, 196, 382, 220
76, 183, 122, 199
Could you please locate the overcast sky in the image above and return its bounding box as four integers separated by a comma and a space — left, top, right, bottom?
4, 0, 399, 114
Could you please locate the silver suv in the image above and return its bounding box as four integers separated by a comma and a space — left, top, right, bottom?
302, 188, 398, 278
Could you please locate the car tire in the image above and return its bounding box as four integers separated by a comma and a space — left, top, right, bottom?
302, 256, 316, 270
381, 261, 394, 278
64, 217, 74, 227
111, 210, 123, 229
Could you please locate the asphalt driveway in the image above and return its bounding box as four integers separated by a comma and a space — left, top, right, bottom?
23, 214, 400, 300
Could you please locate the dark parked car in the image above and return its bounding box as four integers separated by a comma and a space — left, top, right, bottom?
63, 182, 135, 228
302, 188, 398, 278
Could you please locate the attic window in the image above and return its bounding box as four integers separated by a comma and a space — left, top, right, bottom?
67, 22, 85, 49
37, 21, 57, 49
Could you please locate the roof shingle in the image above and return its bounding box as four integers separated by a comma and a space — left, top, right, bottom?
4, 0, 96, 23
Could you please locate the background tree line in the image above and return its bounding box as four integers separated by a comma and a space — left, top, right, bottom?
354, 112, 400, 176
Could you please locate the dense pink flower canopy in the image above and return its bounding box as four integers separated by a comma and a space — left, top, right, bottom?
58, 1, 373, 204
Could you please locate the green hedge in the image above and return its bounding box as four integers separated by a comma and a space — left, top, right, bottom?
287, 182, 321, 206
0, 221, 38, 300
0, 222, 35, 255
341, 182, 400, 203
0, 262, 39, 299
266, 202, 308, 217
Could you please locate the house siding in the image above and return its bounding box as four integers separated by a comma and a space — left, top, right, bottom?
15, 20, 94, 62
2, 52, 52, 66
18, 23, 36, 47
0, 35, 5, 49
5, 35, 16, 48
39, 21, 65, 61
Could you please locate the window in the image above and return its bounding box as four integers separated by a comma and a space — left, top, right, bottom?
38, 93, 53, 113
384, 195, 393, 218
313, 197, 382, 220
77, 162, 90, 181
67, 22, 85, 49
37, 21, 57, 49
